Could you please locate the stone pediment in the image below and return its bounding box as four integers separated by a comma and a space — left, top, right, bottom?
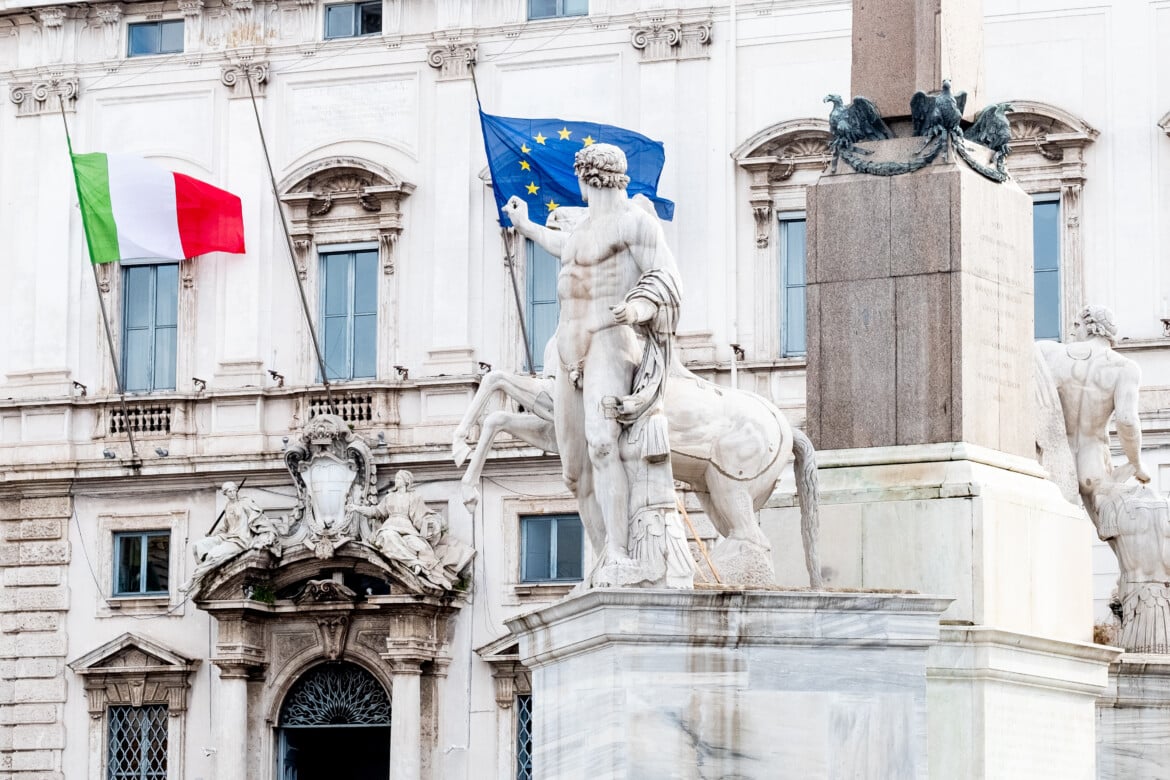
68, 634, 199, 715
69, 633, 198, 675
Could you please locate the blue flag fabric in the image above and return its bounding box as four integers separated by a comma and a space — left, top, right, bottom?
479, 110, 675, 226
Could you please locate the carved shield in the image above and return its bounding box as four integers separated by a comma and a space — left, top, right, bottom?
303, 454, 357, 532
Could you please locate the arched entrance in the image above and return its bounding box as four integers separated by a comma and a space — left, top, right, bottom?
276, 662, 391, 780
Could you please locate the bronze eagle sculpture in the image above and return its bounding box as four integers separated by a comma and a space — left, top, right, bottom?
910, 79, 967, 139
825, 94, 892, 152
964, 102, 1015, 167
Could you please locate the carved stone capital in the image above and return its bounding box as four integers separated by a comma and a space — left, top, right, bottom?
630, 16, 711, 62
427, 42, 477, 81
177, 0, 204, 17
221, 60, 268, 98
37, 6, 67, 28
9, 76, 79, 117
94, 4, 123, 25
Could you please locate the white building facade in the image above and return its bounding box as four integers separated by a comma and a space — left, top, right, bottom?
1, 0, 1168, 778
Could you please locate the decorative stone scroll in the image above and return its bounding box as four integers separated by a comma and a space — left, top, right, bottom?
629, 15, 712, 62
220, 60, 268, 98
9, 75, 79, 116
426, 41, 476, 81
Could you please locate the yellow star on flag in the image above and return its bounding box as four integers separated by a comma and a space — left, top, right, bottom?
519, 160, 531, 171
534, 132, 547, 145
546, 198, 559, 212
558, 127, 572, 140
582, 135, 595, 146
526, 182, 539, 195
520, 143, 531, 154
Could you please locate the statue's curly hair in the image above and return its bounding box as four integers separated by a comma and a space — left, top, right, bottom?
1079, 305, 1119, 344
573, 143, 630, 189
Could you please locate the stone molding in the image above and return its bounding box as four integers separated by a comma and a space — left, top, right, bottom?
69, 633, 201, 715
220, 59, 269, 98
8, 73, 79, 116
426, 40, 477, 81
629, 14, 712, 62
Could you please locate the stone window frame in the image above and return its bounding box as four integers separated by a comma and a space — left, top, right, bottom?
96, 510, 188, 617
1001, 100, 1099, 340
476, 634, 533, 780
68, 633, 199, 780
279, 156, 415, 385
95, 255, 198, 397
733, 118, 832, 360
500, 495, 584, 603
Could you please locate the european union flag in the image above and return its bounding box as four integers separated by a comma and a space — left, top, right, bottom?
479, 110, 675, 227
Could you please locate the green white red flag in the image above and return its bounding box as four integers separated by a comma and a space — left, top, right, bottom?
70, 152, 245, 264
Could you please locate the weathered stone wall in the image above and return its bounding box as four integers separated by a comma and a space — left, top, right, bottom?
0, 492, 72, 780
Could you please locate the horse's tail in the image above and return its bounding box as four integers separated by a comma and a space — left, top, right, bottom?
792, 428, 824, 589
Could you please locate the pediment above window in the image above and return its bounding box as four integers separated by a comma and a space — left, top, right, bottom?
280, 157, 415, 226
68, 633, 199, 715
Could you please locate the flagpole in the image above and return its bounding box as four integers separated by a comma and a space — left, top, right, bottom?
469, 63, 537, 375
59, 97, 142, 468
243, 70, 338, 415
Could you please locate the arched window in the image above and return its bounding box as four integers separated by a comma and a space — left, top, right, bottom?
279, 662, 392, 726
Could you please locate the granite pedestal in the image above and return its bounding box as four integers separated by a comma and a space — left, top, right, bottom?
506, 589, 953, 780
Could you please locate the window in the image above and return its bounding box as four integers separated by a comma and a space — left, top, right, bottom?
113, 531, 170, 597
320, 246, 378, 381
526, 240, 560, 372
122, 263, 178, 393
1033, 194, 1061, 340
520, 514, 583, 582
528, 0, 587, 20
127, 20, 184, 57
516, 694, 533, 780
779, 215, 807, 357
107, 704, 168, 780
324, 1, 382, 39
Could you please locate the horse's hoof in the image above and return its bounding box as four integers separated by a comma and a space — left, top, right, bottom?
461, 484, 480, 514
453, 439, 471, 468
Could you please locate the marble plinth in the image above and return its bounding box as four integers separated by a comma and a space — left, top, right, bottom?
1097, 655, 1170, 780
766, 443, 1095, 643
506, 588, 953, 780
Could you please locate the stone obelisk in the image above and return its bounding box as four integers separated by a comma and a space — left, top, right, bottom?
782, 2, 1121, 778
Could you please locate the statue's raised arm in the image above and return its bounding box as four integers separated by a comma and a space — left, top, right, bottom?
502, 195, 567, 258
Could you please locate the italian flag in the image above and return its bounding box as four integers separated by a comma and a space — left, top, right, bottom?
70, 152, 245, 265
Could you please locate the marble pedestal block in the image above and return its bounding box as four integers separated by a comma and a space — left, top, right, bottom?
506, 589, 953, 780
805, 142, 1035, 460
1097, 655, 1170, 780
765, 444, 1121, 779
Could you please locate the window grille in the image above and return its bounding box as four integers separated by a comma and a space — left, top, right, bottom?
109, 403, 173, 435
279, 662, 391, 726
516, 694, 533, 780
107, 704, 168, 780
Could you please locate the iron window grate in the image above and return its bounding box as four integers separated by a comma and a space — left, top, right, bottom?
107, 704, 168, 780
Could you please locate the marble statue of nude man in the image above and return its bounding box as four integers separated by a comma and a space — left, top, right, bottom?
1036, 304, 1150, 524
503, 143, 692, 587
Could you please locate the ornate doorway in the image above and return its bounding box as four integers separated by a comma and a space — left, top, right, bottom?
276, 662, 391, 780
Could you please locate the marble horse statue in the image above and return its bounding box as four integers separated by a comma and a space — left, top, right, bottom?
453, 337, 823, 589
